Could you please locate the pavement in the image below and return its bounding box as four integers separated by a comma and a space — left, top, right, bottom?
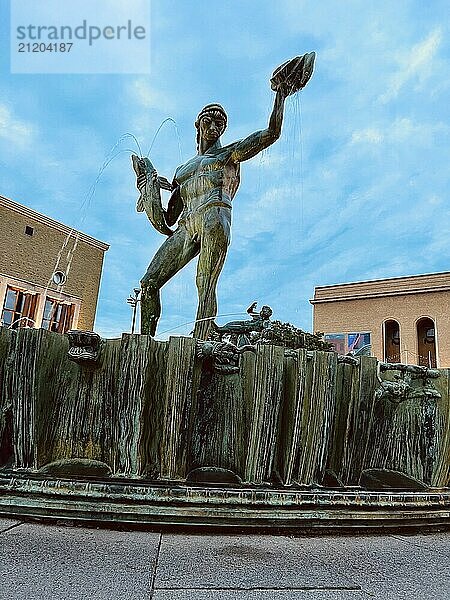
0, 518, 449, 599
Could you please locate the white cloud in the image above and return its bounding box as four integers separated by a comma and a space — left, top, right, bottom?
129, 78, 174, 111
380, 28, 442, 103
389, 117, 448, 144
0, 104, 35, 147
351, 128, 384, 144
350, 118, 449, 148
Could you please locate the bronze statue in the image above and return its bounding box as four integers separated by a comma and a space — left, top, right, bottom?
133, 53, 315, 339
211, 302, 273, 347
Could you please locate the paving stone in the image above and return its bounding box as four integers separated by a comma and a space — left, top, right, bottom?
2, 525, 450, 599
295, 534, 450, 598
394, 531, 450, 554
0, 523, 160, 600
0, 518, 21, 533
155, 534, 359, 591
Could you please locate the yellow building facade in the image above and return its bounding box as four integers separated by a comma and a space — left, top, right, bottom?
311, 272, 450, 368
0, 195, 109, 332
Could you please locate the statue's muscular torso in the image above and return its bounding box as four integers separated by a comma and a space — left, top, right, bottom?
174, 142, 241, 220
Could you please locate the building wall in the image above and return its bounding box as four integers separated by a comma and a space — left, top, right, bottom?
312, 273, 450, 368
0, 196, 108, 331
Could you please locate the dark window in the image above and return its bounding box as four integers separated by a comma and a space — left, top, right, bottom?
384, 320, 401, 363
1, 287, 37, 328
417, 317, 437, 368
25, 226, 34, 236
41, 298, 74, 334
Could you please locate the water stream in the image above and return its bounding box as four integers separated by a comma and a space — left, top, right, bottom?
36, 120, 182, 330
156, 312, 249, 337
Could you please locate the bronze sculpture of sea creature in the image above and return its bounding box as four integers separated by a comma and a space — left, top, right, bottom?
131, 154, 174, 237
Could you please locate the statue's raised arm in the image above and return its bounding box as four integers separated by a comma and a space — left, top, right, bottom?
231, 52, 315, 164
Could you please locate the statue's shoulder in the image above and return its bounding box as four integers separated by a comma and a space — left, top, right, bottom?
216, 140, 242, 163
174, 154, 200, 181
221, 140, 241, 152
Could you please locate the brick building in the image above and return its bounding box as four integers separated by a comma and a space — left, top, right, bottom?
0, 195, 109, 333
311, 272, 450, 368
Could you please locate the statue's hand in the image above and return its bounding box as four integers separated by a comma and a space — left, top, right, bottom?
137, 169, 173, 192
247, 301, 258, 314
270, 52, 316, 96
156, 176, 173, 191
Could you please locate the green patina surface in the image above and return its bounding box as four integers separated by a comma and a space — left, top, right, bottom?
0, 325, 449, 528
0, 327, 449, 489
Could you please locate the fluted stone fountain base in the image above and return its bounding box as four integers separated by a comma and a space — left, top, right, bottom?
1, 473, 449, 531
1, 328, 449, 531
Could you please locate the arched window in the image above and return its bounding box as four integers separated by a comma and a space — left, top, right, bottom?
384, 320, 401, 363
417, 317, 437, 368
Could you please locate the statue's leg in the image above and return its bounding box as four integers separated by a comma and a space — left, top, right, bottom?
194, 208, 231, 340
141, 227, 199, 335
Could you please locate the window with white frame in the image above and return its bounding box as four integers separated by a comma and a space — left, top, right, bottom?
1, 287, 37, 328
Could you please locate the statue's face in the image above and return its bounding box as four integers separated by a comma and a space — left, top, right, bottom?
199, 111, 226, 142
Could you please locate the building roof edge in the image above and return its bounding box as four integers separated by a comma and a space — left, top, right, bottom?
314, 270, 450, 292
0, 194, 110, 252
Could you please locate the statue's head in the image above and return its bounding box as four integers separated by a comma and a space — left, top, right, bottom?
195, 104, 227, 147
260, 305, 273, 319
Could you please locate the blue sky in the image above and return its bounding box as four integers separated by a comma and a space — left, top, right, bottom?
1, 0, 449, 338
